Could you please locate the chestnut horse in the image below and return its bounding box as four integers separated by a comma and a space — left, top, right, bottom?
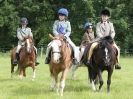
11, 37, 36, 80
48, 34, 72, 96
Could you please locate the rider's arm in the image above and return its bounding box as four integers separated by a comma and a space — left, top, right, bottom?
53, 20, 59, 36
64, 21, 71, 38
109, 22, 115, 39
28, 28, 33, 39
17, 28, 24, 41
96, 22, 103, 38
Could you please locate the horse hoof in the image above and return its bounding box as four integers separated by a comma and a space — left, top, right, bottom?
98, 89, 102, 92
19, 75, 23, 80
32, 78, 35, 81
60, 93, 63, 96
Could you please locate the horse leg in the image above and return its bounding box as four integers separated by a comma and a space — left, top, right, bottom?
50, 75, 56, 90
23, 68, 26, 77
11, 64, 14, 78
60, 68, 69, 96
55, 74, 59, 94
15, 65, 19, 75
107, 68, 113, 93
19, 66, 23, 80
71, 64, 78, 80
88, 67, 96, 91
32, 66, 36, 81
98, 70, 103, 91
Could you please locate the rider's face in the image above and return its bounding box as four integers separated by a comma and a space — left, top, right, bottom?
59, 15, 65, 21
87, 28, 92, 33
21, 23, 27, 28
101, 15, 109, 22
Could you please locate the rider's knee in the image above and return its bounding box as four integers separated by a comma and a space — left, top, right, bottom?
91, 42, 98, 49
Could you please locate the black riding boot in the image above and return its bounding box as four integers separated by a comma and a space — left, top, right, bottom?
13, 53, 19, 65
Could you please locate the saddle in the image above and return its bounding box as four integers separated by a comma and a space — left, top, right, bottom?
81, 43, 92, 65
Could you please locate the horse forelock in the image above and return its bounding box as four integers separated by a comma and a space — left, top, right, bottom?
60, 40, 71, 60
50, 39, 72, 64
24, 38, 34, 54
52, 39, 62, 47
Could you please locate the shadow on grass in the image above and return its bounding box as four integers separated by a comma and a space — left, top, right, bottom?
11, 79, 91, 96
0, 78, 21, 82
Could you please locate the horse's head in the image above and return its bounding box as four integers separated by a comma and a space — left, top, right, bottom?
50, 39, 62, 64
97, 36, 114, 66
24, 36, 33, 53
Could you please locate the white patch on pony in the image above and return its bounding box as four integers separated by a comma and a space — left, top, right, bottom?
54, 40, 61, 46
26, 39, 30, 52
91, 80, 96, 91
105, 48, 108, 60
19, 75, 23, 80
50, 77, 56, 90
32, 69, 36, 80
60, 80, 65, 96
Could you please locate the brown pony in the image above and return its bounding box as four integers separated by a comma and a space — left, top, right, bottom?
48, 34, 72, 96
84, 36, 117, 93
11, 37, 36, 80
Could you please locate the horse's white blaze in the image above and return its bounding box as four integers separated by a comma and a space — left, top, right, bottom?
51, 41, 61, 63
105, 48, 108, 60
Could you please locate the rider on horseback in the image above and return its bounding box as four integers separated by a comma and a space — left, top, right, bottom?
86, 9, 121, 69
45, 8, 79, 65
80, 22, 95, 47
13, 17, 39, 66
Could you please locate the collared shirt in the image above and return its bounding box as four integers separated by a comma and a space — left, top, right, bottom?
17, 27, 33, 42
53, 20, 71, 38
81, 32, 95, 47
96, 21, 115, 39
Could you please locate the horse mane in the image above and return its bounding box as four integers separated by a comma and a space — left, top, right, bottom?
101, 36, 114, 45
60, 39, 70, 61
99, 36, 113, 51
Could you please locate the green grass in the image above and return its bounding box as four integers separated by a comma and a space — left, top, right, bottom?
0, 53, 133, 99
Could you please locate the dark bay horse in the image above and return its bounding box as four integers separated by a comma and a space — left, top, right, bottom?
85, 36, 117, 93
11, 37, 36, 80
48, 34, 72, 96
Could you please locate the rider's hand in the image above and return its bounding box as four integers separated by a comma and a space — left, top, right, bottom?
59, 34, 64, 39
54, 36, 59, 39
24, 36, 29, 40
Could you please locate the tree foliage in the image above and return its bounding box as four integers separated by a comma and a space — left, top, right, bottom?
0, 0, 132, 51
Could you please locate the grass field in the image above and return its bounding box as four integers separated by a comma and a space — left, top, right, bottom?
0, 53, 133, 99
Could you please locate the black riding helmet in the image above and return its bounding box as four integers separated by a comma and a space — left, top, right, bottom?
101, 9, 110, 16
20, 17, 28, 24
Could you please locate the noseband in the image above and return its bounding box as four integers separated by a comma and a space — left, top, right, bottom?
52, 51, 61, 54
